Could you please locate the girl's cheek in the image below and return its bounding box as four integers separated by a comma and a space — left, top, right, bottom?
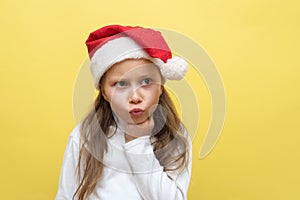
117, 88, 130, 96
112, 90, 128, 99
111, 91, 130, 103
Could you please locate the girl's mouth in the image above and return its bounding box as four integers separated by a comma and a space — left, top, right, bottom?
129, 108, 144, 117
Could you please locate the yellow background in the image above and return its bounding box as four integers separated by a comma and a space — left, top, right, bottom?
1, 0, 299, 199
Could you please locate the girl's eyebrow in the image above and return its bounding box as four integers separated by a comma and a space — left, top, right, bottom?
107, 70, 160, 81
137, 70, 159, 77
107, 75, 127, 80
137, 74, 161, 81
138, 74, 152, 78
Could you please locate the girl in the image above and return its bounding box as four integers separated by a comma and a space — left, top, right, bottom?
55, 25, 192, 200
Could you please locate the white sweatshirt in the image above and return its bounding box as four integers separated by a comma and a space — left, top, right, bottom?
55, 124, 192, 200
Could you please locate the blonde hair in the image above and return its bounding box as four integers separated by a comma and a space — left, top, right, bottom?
73, 83, 189, 200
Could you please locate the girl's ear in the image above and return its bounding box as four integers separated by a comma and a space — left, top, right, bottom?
100, 86, 108, 101
160, 85, 163, 96
99, 79, 107, 100
102, 92, 108, 101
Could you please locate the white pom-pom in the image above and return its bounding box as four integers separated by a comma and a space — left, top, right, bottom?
159, 56, 188, 80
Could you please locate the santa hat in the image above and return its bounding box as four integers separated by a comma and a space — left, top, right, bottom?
86, 25, 188, 89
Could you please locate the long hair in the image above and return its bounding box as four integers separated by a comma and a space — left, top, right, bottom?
73, 84, 189, 200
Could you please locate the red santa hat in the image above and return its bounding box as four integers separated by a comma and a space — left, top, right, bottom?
86, 25, 188, 89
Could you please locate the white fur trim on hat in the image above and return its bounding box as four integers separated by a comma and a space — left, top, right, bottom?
90, 37, 152, 88
90, 37, 188, 89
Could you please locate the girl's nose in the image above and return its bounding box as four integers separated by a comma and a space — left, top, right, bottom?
129, 88, 142, 104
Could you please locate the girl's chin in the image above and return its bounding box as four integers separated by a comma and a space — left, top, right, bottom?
116, 113, 150, 125
127, 117, 149, 125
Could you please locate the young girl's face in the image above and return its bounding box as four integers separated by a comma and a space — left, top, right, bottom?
102, 59, 163, 125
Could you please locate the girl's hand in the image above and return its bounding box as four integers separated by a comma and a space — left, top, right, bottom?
125, 117, 154, 143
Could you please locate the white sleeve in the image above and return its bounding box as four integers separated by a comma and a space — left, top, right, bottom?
55, 126, 80, 200
123, 130, 192, 200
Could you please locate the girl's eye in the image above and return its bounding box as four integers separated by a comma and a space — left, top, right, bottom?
141, 78, 151, 86
116, 81, 127, 87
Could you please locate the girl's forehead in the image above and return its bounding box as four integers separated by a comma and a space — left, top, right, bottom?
105, 59, 161, 78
